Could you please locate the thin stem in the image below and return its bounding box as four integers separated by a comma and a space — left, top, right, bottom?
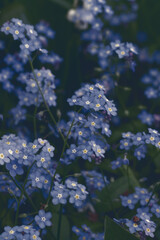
126, 165, 131, 191
59, 117, 75, 160
147, 183, 160, 206
46, 107, 82, 206
15, 161, 37, 224
100, 168, 117, 218
11, 175, 36, 210
57, 205, 63, 240
33, 105, 38, 139
49, 0, 71, 9
9, 162, 37, 224
28, 57, 66, 145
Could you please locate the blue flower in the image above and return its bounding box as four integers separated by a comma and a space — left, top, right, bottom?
69, 189, 87, 207
66, 144, 78, 160
6, 161, 24, 177
151, 204, 160, 218
35, 210, 52, 229
77, 145, 93, 161
132, 132, 144, 146
138, 110, 154, 126
120, 139, 132, 150
120, 194, 138, 209
126, 219, 142, 234
116, 47, 129, 58
134, 145, 146, 160
35, 152, 51, 168
10, 106, 27, 125
51, 183, 69, 205
30, 171, 45, 189
111, 157, 123, 169
145, 87, 158, 99
65, 179, 78, 189
42, 143, 55, 157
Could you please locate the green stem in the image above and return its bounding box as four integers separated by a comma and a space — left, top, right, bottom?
57, 205, 63, 240
28, 57, 66, 145
126, 165, 131, 191
10, 162, 37, 225
100, 168, 117, 218
49, 0, 71, 9
147, 183, 160, 206
33, 105, 38, 139
59, 118, 75, 160
11, 175, 36, 210
15, 161, 37, 224
46, 107, 82, 206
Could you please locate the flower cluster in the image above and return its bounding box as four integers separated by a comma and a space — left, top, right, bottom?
67, 83, 117, 115
141, 69, 160, 99
0, 0, 160, 239
119, 128, 160, 161
124, 213, 156, 238
111, 156, 129, 169
0, 225, 42, 240
67, 0, 138, 71
51, 179, 88, 207
17, 69, 57, 107
119, 187, 160, 238
52, 83, 116, 164
1, 18, 44, 60
82, 170, 109, 192
0, 18, 61, 126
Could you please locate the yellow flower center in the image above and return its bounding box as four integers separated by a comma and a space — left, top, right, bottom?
41, 158, 45, 162
133, 223, 138, 227
75, 194, 80, 199
121, 51, 125, 55
83, 149, 88, 154
58, 193, 62, 198
124, 142, 128, 146
32, 235, 37, 239
24, 226, 29, 229
0, 153, 4, 159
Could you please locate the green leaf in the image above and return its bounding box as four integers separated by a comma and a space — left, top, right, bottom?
49, 0, 71, 9
104, 215, 139, 240
96, 167, 139, 212
51, 212, 71, 240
